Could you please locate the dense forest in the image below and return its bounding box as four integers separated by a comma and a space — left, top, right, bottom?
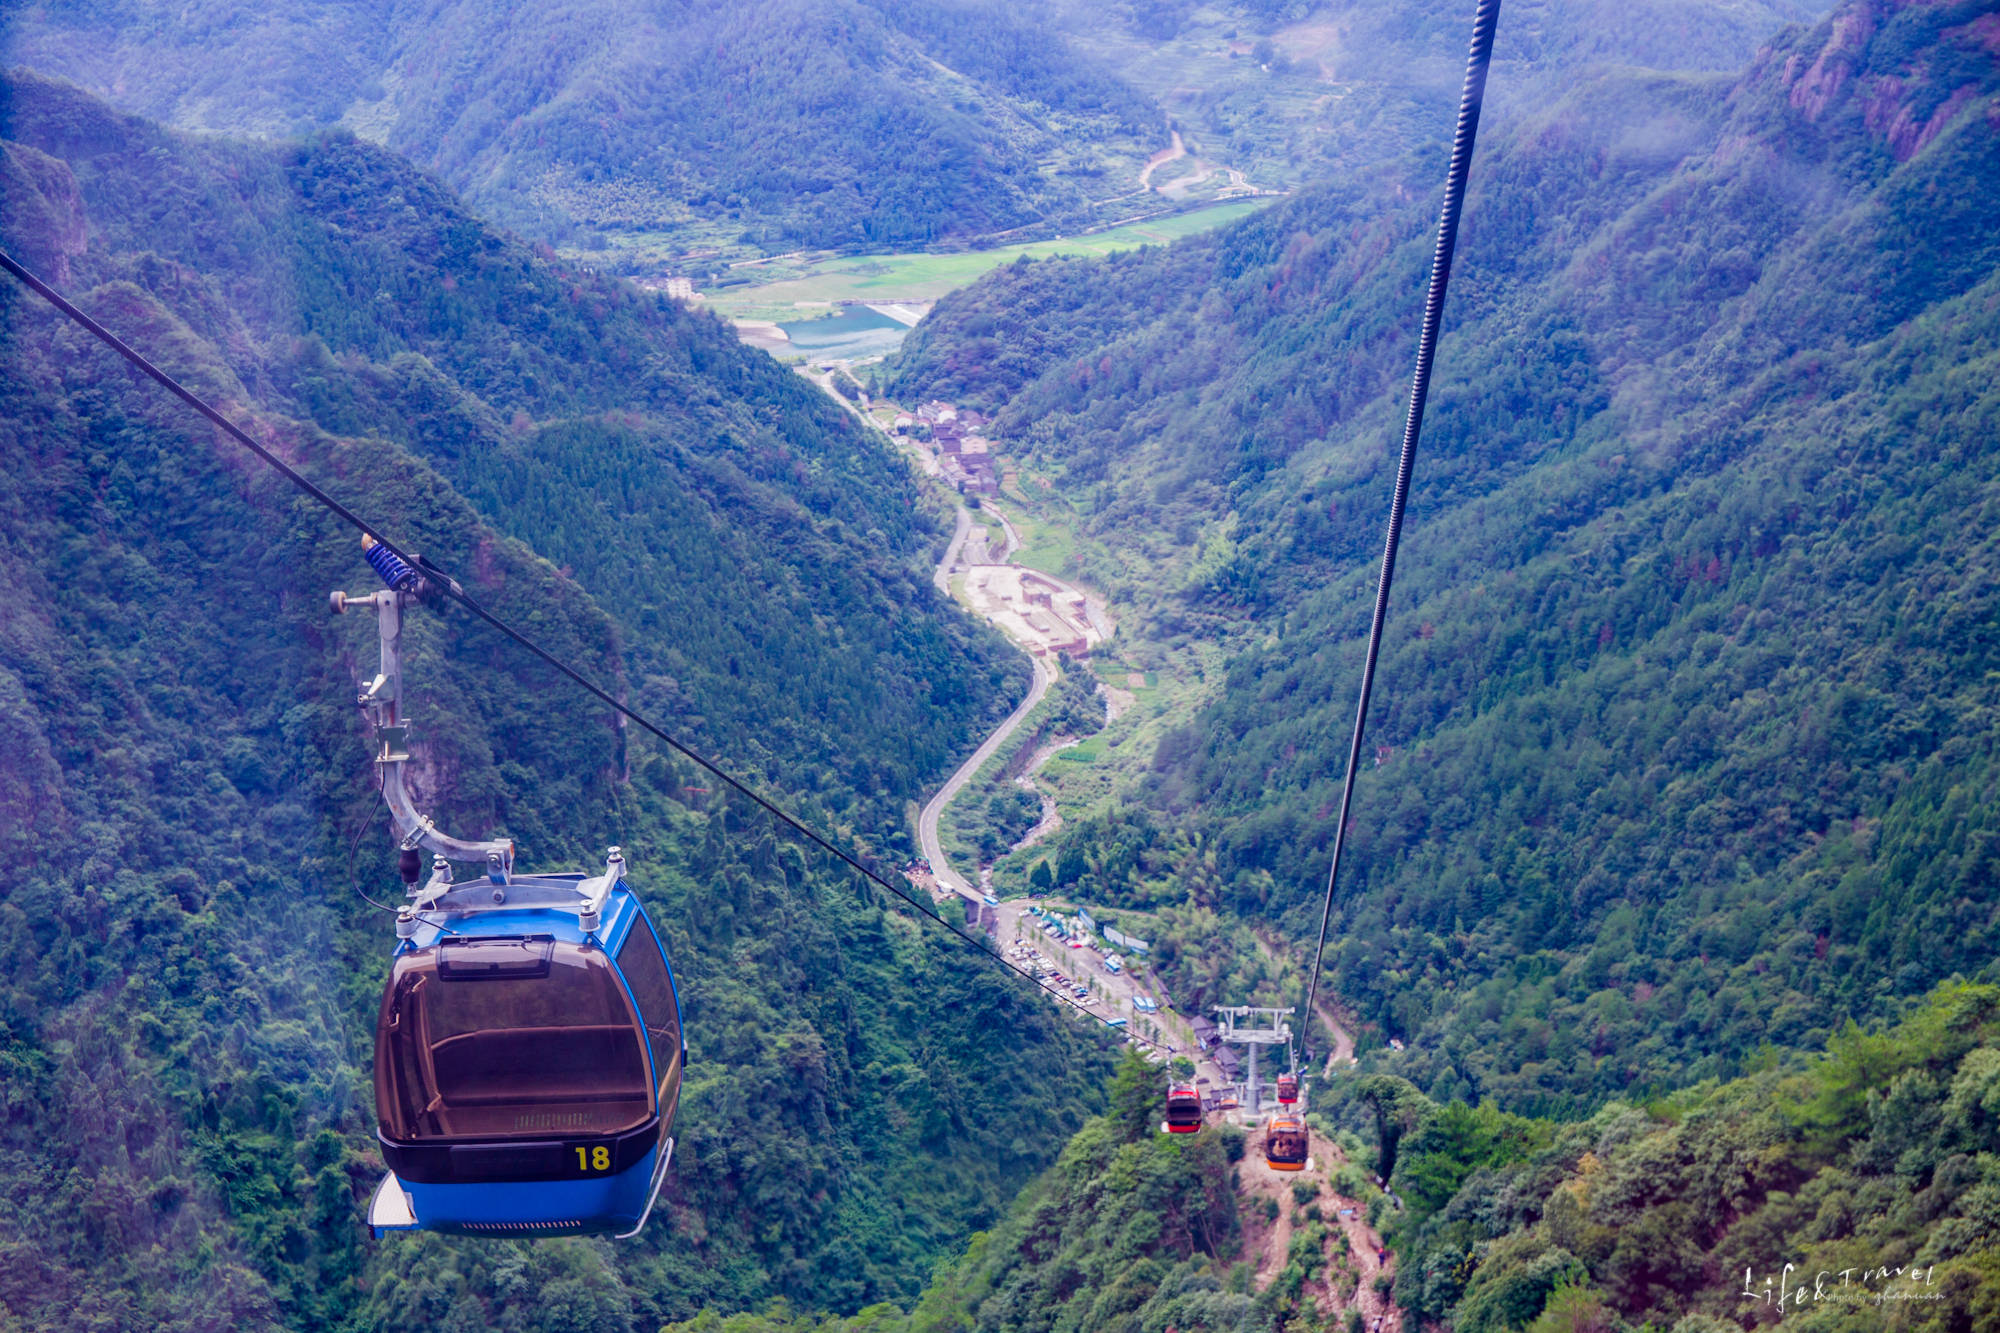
1359, 981, 2000, 1330
765, 6, 2000, 1316
5, 0, 1835, 264
0, 71, 1119, 1330
5, 0, 1163, 254
4, 0, 1997, 1329
689, 983, 2000, 1331
651, 1051, 1279, 1333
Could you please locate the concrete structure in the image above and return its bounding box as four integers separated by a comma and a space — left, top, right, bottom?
962, 565, 1103, 658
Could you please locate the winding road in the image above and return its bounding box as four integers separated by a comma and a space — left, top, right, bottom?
918, 649, 1054, 895
919, 499, 1105, 896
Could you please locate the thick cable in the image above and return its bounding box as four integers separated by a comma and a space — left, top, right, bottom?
0, 245, 1163, 1054
1300, 0, 1502, 1067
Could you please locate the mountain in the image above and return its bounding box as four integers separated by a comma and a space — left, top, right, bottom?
4, 0, 1839, 270
887, 0, 2000, 1118
0, 70, 1114, 1331
1048, 0, 1838, 199
3, 0, 1162, 255
657, 1051, 1270, 1333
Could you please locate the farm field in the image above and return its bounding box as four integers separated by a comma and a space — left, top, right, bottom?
704, 200, 1272, 323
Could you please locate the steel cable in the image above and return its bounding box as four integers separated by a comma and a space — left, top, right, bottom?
1300, 0, 1503, 1069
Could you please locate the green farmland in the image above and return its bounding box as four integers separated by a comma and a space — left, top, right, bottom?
705, 200, 1273, 321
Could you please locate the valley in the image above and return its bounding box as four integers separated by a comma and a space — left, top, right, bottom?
6, 0, 2000, 1330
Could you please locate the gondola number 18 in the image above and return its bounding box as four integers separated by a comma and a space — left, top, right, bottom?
575, 1146, 611, 1172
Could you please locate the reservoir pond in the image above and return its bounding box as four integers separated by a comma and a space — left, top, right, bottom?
779, 306, 911, 359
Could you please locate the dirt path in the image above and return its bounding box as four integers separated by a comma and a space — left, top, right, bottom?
1139, 128, 1187, 189
1236, 1126, 1400, 1331
1010, 738, 1078, 852
1249, 929, 1357, 1071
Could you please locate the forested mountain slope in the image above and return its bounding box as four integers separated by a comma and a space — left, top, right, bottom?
644, 988, 2000, 1331
4, 0, 1160, 253
1047, 0, 1833, 200
658, 1052, 1271, 1333
5, 0, 1837, 264
890, 0, 2000, 1113
1369, 982, 2000, 1331
0, 72, 1110, 1331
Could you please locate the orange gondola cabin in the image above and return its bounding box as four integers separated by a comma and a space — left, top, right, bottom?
1264, 1114, 1308, 1170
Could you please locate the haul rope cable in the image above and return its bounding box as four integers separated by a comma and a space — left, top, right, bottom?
0, 246, 1167, 1054
1299, 0, 1503, 1062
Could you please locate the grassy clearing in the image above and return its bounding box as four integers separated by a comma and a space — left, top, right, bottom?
1010, 514, 1080, 579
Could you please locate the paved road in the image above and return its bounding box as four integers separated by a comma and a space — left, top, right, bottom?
934, 505, 972, 594
918, 647, 1054, 895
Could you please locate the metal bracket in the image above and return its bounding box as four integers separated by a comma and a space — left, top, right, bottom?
333, 564, 513, 879
577, 846, 626, 935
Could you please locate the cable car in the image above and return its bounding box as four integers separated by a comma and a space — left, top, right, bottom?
1165, 1084, 1203, 1134
335, 541, 684, 1237
368, 857, 684, 1237
1277, 1072, 1299, 1105
1264, 1114, 1309, 1171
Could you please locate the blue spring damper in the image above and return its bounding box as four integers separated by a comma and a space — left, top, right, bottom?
365, 537, 421, 593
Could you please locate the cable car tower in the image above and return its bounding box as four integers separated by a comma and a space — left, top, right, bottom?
335, 538, 685, 1239
1214, 1005, 1295, 1117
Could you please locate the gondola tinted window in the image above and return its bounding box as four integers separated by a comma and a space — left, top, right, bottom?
376, 937, 653, 1141
615, 920, 681, 1090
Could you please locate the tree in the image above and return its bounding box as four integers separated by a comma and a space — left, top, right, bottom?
1108, 1047, 1166, 1142
1356, 1074, 1432, 1183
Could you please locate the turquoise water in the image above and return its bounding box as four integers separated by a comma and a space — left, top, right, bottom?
778, 306, 910, 359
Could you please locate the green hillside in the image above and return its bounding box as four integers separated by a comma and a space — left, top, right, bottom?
887, 0, 2000, 1116
4, 0, 1835, 277
656, 1051, 1273, 1333
1051, 0, 1834, 198
4, 0, 1163, 256
1368, 981, 2000, 1330
0, 71, 1115, 1331
641, 987, 2000, 1331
